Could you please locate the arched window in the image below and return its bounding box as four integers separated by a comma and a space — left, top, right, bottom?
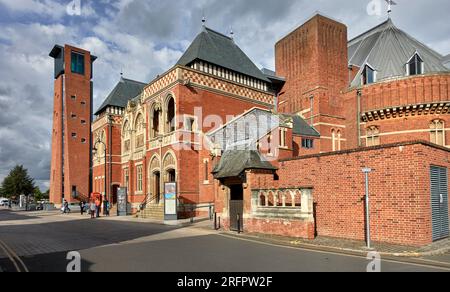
123, 120, 131, 153
366, 126, 380, 147
332, 130, 336, 151
337, 130, 342, 151
135, 114, 145, 148
407, 53, 424, 76
151, 105, 161, 138
430, 120, 445, 146
163, 152, 177, 183
166, 96, 175, 133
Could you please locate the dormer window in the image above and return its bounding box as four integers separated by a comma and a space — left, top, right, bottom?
407, 53, 424, 76
362, 65, 376, 85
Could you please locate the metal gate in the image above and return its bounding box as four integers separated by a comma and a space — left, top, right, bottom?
431, 166, 449, 241
229, 200, 243, 231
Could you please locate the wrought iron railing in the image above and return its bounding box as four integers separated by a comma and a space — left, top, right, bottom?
139, 193, 161, 210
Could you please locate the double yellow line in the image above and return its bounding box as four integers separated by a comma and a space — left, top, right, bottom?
0, 239, 28, 272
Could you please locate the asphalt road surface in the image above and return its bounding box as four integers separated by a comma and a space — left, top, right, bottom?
0, 209, 448, 272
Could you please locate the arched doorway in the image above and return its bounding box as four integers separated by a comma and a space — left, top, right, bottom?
152, 171, 161, 204
148, 155, 161, 204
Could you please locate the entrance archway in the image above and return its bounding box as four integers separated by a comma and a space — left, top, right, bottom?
152, 171, 161, 204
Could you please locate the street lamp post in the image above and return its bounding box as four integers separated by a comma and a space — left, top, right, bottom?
93, 138, 107, 202
362, 167, 372, 249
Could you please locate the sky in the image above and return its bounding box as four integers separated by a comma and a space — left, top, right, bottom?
0, 0, 449, 191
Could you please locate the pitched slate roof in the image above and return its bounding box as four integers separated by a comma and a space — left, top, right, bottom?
348, 19, 449, 87
177, 27, 270, 82
292, 115, 320, 137
95, 77, 147, 115
212, 150, 277, 179
443, 54, 450, 69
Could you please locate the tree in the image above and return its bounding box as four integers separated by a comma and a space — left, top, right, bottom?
0, 165, 36, 199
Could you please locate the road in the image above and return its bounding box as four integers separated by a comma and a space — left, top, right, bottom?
0, 208, 449, 272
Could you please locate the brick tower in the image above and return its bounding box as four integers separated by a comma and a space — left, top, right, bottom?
275, 14, 348, 152
49, 44, 96, 205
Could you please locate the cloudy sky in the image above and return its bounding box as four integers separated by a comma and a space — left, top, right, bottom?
0, 0, 449, 191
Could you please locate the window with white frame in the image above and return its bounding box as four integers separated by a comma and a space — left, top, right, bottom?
135, 114, 145, 148
430, 120, 445, 146
407, 53, 424, 76
279, 128, 287, 148
136, 165, 143, 192
366, 126, 380, 147
362, 65, 376, 85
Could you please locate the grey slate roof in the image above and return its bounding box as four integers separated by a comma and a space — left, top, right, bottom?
95, 77, 147, 115
292, 115, 320, 137
348, 19, 449, 87
177, 27, 270, 82
212, 150, 277, 179
443, 54, 450, 69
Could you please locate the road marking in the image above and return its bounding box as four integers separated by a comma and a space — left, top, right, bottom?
0, 240, 21, 272
218, 234, 450, 272
0, 240, 28, 272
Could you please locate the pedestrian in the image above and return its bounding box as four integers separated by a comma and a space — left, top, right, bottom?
104, 199, 110, 217
95, 198, 101, 218
64, 200, 70, 214
79, 201, 85, 215
90, 201, 96, 219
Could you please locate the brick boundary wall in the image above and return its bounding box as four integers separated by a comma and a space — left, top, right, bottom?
249, 141, 450, 246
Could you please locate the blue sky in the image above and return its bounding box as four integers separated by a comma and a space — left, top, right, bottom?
0, 0, 449, 191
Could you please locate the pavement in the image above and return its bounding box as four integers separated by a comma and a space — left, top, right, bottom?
0, 207, 449, 272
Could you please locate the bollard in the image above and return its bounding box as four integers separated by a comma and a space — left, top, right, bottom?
237, 213, 241, 234
218, 217, 221, 229
190, 205, 194, 223
214, 212, 217, 230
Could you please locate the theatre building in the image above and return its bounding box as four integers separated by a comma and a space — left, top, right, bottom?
50, 14, 450, 246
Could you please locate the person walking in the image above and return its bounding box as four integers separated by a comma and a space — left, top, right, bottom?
90, 201, 96, 219
104, 199, 110, 217
95, 198, 101, 218
79, 201, 85, 215
64, 200, 70, 214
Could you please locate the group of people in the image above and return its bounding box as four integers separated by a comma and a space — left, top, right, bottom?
79, 198, 111, 219
62, 198, 111, 219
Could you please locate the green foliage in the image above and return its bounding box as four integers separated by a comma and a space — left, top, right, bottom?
0, 165, 36, 198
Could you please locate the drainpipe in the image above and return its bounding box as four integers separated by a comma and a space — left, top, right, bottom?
109, 114, 113, 203
357, 89, 362, 147
310, 95, 314, 126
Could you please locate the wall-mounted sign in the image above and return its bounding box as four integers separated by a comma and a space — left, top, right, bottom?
164, 182, 177, 221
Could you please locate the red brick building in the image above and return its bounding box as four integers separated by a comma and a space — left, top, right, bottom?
49, 14, 450, 246
49, 45, 96, 205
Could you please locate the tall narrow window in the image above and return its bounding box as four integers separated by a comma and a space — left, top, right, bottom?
407, 53, 424, 76
136, 165, 143, 192
135, 114, 145, 148
279, 128, 287, 148
152, 108, 161, 138
123, 121, 131, 153
71, 51, 85, 75
362, 65, 375, 85
430, 120, 445, 146
204, 160, 209, 182
337, 130, 342, 151
366, 126, 380, 147
124, 169, 129, 190
166, 97, 175, 133
332, 130, 336, 151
